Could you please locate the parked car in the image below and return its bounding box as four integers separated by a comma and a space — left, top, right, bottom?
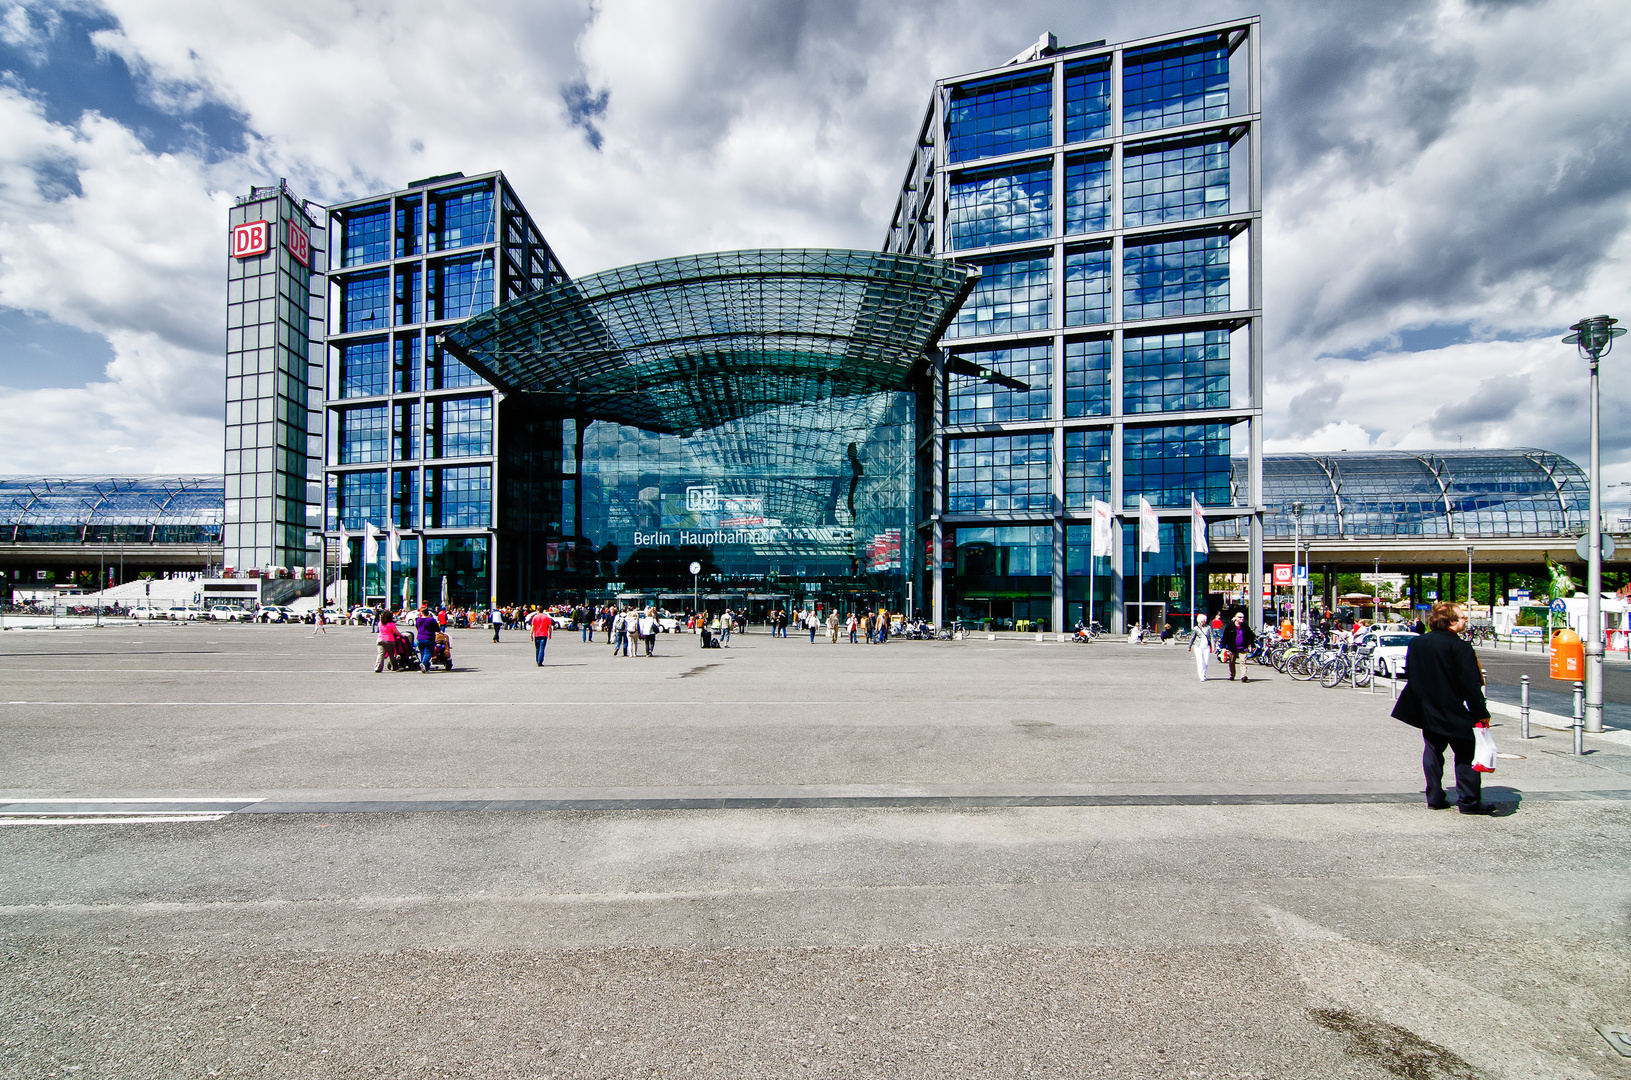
256, 606, 292, 623
1368, 632, 1419, 678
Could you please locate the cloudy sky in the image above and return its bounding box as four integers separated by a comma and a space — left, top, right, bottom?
2, 0, 1630, 513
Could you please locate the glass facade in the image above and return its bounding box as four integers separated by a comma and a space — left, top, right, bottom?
1063, 58, 1112, 143
1123, 34, 1230, 134
1063, 243, 1111, 326
1122, 230, 1230, 321
339, 337, 388, 398
1064, 429, 1111, 509
1123, 329, 1229, 413
947, 70, 1052, 163
444, 249, 969, 613
952, 251, 1051, 338
1063, 337, 1111, 418
1123, 423, 1231, 508
948, 160, 1051, 250
1063, 151, 1112, 234
324, 172, 569, 607
1123, 135, 1231, 226
882, 20, 1262, 629
948, 344, 1050, 425
339, 406, 389, 464
948, 435, 1051, 515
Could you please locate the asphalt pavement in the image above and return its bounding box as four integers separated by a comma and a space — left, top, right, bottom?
2, 623, 1628, 1079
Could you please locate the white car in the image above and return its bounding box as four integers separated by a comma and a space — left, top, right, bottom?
1368, 632, 1419, 678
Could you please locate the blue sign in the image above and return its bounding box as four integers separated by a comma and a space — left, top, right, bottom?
1509, 589, 1530, 600
1550, 598, 1568, 614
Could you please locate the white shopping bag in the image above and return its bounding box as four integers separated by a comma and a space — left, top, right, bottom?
1472, 725, 1497, 773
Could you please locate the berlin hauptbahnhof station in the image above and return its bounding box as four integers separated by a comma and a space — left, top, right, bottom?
2, 19, 1622, 632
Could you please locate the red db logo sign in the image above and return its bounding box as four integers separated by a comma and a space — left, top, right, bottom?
231, 220, 270, 259
286, 220, 310, 267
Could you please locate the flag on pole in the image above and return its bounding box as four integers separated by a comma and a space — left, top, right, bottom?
1191, 493, 1209, 556
1138, 497, 1161, 554
387, 524, 401, 564
1091, 499, 1114, 558
338, 524, 351, 564
364, 522, 379, 564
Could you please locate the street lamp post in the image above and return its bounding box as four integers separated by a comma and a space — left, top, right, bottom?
1291, 502, 1304, 632
1562, 315, 1624, 734
1466, 545, 1474, 611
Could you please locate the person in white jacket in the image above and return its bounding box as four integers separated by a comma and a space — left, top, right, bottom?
1188, 615, 1213, 681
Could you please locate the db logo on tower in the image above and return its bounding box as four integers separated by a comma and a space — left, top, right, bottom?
231, 220, 271, 259
286, 221, 310, 267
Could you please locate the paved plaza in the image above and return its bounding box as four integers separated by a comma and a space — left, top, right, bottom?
2, 623, 1629, 1079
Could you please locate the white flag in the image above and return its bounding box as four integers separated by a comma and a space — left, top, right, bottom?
1091, 499, 1114, 558
338, 524, 351, 564
364, 522, 379, 564
1138, 496, 1161, 554
387, 524, 401, 564
1191, 493, 1209, 556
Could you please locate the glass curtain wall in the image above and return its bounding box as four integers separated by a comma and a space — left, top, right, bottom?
324, 172, 569, 608
881, 19, 1261, 631
574, 391, 915, 619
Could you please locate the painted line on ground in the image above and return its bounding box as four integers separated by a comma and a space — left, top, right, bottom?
0, 797, 263, 825
0, 700, 1039, 707
232, 789, 1631, 814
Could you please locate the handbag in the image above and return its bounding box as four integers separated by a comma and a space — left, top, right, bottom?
1472, 724, 1497, 773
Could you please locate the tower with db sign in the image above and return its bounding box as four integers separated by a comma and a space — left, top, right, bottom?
224, 179, 326, 576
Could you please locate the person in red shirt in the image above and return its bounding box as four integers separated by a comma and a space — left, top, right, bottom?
529, 607, 553, 666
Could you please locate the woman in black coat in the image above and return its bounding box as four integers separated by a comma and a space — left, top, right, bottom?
1391, 601, 1498, 814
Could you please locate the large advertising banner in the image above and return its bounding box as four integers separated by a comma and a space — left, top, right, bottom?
868, 529, 902, 571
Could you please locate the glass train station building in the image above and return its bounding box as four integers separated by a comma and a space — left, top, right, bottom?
196, 16, 1616, 628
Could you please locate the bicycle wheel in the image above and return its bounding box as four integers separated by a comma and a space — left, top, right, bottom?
1353, 660, 1373, 688
1289, 652, 1319, 681
1320, 657, 1346, 688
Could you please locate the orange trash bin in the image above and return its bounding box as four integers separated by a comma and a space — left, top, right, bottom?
1550, 628, 1584, 681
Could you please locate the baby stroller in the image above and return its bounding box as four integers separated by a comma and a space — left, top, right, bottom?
384, 630, 419, 672
699, 626, 722, 649
431, 631, 454, 671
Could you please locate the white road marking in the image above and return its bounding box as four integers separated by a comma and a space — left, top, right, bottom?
0, 797, 262, 825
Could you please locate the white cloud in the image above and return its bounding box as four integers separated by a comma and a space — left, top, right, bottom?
0, 0, 1629, 494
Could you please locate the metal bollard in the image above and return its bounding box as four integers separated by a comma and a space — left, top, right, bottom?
1520, 675, 1530, 740
1391, 668, 1399, 699
1573, 680, 1585, 756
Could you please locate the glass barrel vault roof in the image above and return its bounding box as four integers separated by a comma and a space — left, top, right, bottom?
442, 249, 978, 435
1, 475, 223, 542
1215, 449, 1589, 540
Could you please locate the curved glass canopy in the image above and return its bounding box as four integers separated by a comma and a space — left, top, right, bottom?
441, 249, 977, 435
1214, 449, 1588, 540
1, 475, 223, 544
